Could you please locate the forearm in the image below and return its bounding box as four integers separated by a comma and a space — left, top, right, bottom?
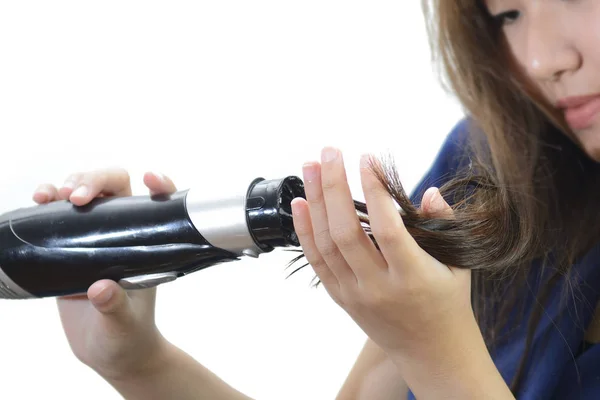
336, 339, 407, 400
391, 315, 514, 400
104, 339, 254, 400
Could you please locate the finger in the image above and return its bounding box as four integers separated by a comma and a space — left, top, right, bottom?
33, 184, 59, 204
291, 197, 340, 291
421, 187, 466, 278
87, 280, 135, 327
143, 171, 177, 195
303, 161, 357, 284
421, 187, 453, 218
319, 147, 386, 280
360, 154, 419, 271
58, 172, 83, 200
67, 168, 132, 206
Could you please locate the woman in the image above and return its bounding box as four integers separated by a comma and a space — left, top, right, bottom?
32, 1, 600, 398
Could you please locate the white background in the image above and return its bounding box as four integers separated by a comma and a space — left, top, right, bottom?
0, 1, 463, 399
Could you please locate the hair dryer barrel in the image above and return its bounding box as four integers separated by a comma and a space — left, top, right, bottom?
0, 176, 305, 299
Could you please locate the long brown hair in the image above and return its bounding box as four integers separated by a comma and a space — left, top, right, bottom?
288, 0, 600, 394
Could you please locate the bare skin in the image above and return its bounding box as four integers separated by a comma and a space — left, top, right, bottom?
484, 0, 600, 158
336, 339, 408, 400
34, 163, 513, 400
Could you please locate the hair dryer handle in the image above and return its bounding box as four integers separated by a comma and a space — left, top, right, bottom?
0, 191, 238, 299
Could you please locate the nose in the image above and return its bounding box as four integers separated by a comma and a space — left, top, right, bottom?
524, 12, 581, 82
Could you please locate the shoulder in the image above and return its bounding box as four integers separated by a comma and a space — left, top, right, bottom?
409, 117, 476, 204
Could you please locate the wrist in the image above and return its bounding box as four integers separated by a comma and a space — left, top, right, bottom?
390, 313, 514, 400
96, 329, 171, 384
100, 336, 254, 400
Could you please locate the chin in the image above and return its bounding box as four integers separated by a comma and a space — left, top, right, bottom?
576, 127, 600, 163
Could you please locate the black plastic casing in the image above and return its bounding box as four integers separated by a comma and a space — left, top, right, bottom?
0, 176, 305, 299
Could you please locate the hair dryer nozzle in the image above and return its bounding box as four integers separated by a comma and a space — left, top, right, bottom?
246, 176, 305, 250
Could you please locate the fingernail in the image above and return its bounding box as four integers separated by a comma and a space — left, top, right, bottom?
302, 162, 319, 183
152, 172, 165, 181
321, 147, 338, 163
428, 187, 444, 210
71, 185, 89, 198
92, 286, 113, 305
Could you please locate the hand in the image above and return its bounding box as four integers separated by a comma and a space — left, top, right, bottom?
32, 169, 177, 381
290, 147, 479, 377
291, 147, 472, 356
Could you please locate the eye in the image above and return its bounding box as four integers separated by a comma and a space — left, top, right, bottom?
492, 10, 520, 26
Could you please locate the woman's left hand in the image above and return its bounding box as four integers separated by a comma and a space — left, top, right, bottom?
290, 147, 503, 398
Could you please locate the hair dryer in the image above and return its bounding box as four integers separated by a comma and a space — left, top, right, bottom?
0, 176, 305, 299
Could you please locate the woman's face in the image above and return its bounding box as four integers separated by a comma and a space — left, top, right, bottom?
485, 0, 600, 160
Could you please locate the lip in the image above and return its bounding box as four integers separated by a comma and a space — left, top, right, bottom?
557, 94, 600, 130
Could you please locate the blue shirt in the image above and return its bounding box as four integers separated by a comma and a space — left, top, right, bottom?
406, 118, 600, 399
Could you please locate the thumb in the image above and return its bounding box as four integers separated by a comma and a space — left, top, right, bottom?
88, 280, 133, 323
422, 187, 469, 278
422, 187, 453, 217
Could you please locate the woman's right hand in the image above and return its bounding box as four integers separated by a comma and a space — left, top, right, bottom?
32, 168, 178, 382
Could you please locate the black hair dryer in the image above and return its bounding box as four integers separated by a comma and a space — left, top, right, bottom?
0, 176, 305, 299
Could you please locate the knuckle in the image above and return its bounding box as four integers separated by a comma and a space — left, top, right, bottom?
300, 246, 323, 268
96, 171, 110, 186
314, 229, 338, 257
310, 260, 332, 281
112, 167, 131, 183
371, 223, 401, 246
103, 167, 130, 181
329, 224, 363, 248
77, 169, 99, 182
309, 257, 327, 272
314, 227, 331, 243
65, 172, 82, 184
79, 172, 106, 192
320, 176, 337, 192
91, 168, 131, 189
341, 291, 365, 313
317, 242, 338, 259
341, 290, 359, 309
306, 191, 324, 207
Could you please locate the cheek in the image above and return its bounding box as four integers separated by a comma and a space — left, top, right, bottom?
574, 8, 600, 66
501, 30, 528, 72
501, 32, 550, 98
